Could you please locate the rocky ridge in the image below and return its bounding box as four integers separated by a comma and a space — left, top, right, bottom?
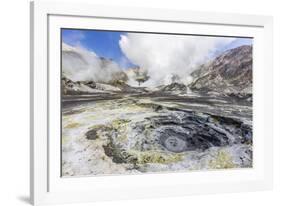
190, 45, 252, 96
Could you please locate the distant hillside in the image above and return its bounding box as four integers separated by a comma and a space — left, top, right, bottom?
160, 82, 187, 95
190, 45, 252, 95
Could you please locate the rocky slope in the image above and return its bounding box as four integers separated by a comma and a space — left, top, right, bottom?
160, 82, 187, 95
62, 74, 122, 95
62, 74, 151, 95
189, 45, 252, 96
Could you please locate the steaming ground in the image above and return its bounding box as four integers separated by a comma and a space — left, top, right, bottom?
62, 92, 252, 176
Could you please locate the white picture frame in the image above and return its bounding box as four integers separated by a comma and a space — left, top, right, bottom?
30, 0, 273, 205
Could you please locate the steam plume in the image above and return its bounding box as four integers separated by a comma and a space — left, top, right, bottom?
62, 43, 125, 83
119, 33, 234, 87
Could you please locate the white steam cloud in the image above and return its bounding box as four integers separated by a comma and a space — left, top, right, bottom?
62, 43, 124, 83
119, 33, 234, 87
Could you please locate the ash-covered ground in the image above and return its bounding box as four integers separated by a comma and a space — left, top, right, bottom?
62, 91, 252, 176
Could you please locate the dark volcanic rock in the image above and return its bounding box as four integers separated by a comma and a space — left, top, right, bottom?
103, 139, 138, 164
112, 80, 149, 93
161, 82, 187, 94
85, 128, 98, 140
83, 81, 96, 89
62, 75, 96, 95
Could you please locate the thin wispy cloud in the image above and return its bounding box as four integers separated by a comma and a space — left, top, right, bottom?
62, 30, 86, 46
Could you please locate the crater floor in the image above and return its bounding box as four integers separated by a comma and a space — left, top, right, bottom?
61, 93, 252, 177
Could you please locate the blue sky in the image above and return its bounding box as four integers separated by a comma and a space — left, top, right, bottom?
62, 29, 136, 68
219, 38, 252, 52
62, 29, 252, 68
